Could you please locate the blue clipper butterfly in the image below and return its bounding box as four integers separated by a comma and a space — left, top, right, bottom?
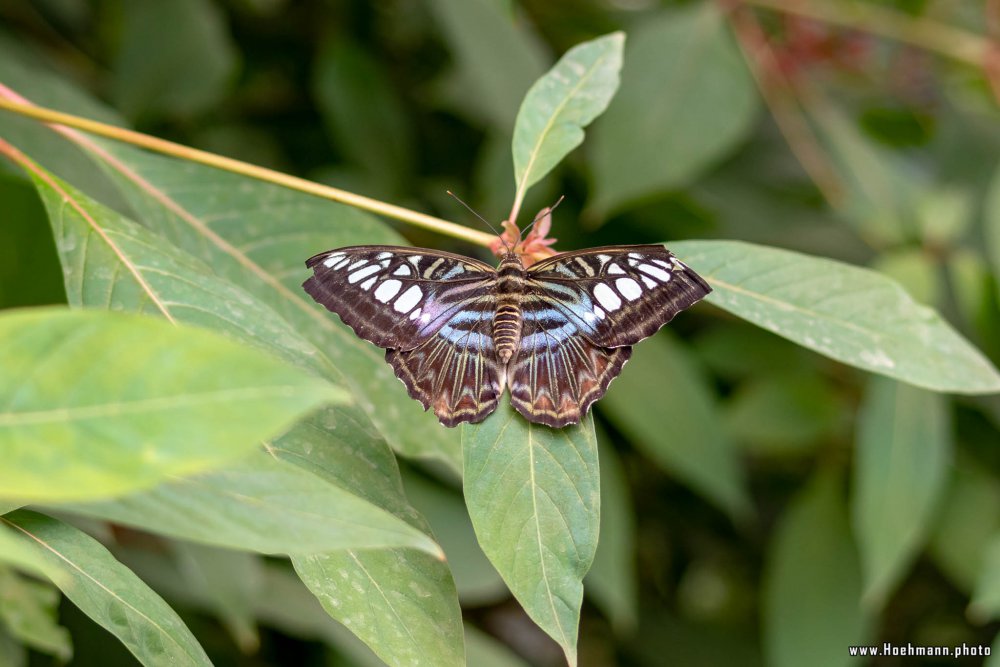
303, 243, 710, 428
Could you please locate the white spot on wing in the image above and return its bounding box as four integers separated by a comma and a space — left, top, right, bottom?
594, 306, 606, 320
638, 263, 671, 282
360, 276, 377, 291
348, 264, 380, 284
653, 258, 673, 269
593, 283, 622, 311
409, 307, 422, 320
348, 259, 368, 270
607, 263, 625, 275
640, 275, 657, 289
376, 252, 392, 260
374, 279, 402, 303
597, 254, 611, 264
393, 285, 423, 312
407, 255, 422, 266
323, 252, 345, 267
393, 265, 412, 276
616, 277, 643, 301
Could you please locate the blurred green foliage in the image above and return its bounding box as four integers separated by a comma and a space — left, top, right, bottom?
1, 0, 1000, 666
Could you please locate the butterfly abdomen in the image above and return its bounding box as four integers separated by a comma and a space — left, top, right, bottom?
493, 255, 526, 364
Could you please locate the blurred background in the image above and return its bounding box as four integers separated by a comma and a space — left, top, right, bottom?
1, 0, 1000, 665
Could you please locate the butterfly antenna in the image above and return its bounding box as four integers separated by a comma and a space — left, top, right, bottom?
519, 195, 565, 239
447, 191, 511, 252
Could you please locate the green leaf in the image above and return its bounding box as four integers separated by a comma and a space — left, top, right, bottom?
809, 101, 925, 246
293, 549, 464, 667
725, 374, 846, 456
169, 542, 260, 652
2, 511, 212, 666
275, 414, 465, 667
584, 432, 638, 633
0, 567, 71, 661
312, 37, 413, 194
426, 0, 548, 130
600, 332, 750, 519
928, 463, 1000, 592
0, 307, 342, 502
0, 38, 126, 208
462, 404, 600, 667
969, 535, 1000, 622
85, 139, 463, 472
0, 624, 27, 667
110, 0, 238, 120
0, 523, 60, 582
402, 472, 506, 605
870, 248, 940, 306
852, 377, 951, 609
670, 240, 1000, 394
987, 162, 1000, 293
588, 4, 759, 215
511, 32, 624, 212
59, 452, 442, 557
763, 468, 872, 667
465, 624, 531, 667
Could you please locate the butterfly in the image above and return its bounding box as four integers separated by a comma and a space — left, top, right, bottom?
303, 244, 711, 428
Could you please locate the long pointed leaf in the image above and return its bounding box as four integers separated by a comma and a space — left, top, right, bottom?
463, 404, 600, 667
852, 377, 950, 609
671, 240, 1000, 393
0, 307, 342, 502
58, 453, 443, 557
511, 32, 624, 211
2, 511, 212, 667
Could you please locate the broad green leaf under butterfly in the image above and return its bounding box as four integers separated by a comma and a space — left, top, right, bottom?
671, 240, 1000, 393
852, 378, 950, 610
58, 453, 443, 558
3, 511, 212, 667
0, 307, 343, 502
463, 404, 600, 667
511, 31, 623, 212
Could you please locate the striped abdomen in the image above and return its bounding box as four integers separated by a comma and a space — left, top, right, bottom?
493, 254, 525, 364
493, 300, 522, 363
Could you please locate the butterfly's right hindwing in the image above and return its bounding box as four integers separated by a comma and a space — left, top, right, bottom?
303, 245, 496, 351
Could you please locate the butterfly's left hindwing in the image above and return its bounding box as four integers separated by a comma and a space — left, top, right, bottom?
303, 245, 495, 350
386, 296, 502, 427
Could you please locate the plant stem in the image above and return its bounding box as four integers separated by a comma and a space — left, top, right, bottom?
0, 97, 496, 248
740, 0, 993, 67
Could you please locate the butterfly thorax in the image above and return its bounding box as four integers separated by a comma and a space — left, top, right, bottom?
493, 253, 526, 364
